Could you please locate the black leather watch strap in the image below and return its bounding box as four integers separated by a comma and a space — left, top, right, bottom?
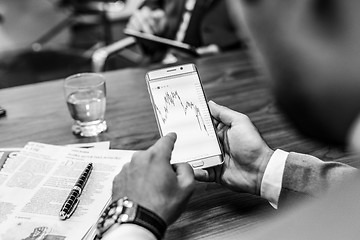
130, 205, 167, 240
96, 197, 167, 240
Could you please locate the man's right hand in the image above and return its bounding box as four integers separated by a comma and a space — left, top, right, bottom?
112, 133, 195, 225
126, 6, 167, 35
195, 101, 274, 195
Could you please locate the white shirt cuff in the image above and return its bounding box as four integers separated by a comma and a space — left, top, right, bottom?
102, 223, 157, 240
260, 149, 289, 209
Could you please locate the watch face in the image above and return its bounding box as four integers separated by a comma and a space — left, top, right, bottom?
123, 199, 134, 208
119, 213, 130, 222
109, 204, 123, 218
96, 197, 138, 239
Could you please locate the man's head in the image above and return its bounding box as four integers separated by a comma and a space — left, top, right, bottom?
228, 0, 360, 147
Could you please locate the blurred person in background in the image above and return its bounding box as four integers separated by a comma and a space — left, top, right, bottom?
105, 0, 145, 21
126, 0, 247, 63
227, 0, 360, 149
58, 0, 144, 49
0, 0, 145, 89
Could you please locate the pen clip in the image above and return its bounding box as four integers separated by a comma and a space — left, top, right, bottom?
60, 198, 80, 220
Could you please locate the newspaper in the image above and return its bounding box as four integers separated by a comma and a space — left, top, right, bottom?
0, 142, 134, 240
0, 142, 111, 171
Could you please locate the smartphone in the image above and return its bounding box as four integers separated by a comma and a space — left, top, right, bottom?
146, 64, 223, 169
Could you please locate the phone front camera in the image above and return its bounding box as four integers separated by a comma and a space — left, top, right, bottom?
180, 67, 183, 70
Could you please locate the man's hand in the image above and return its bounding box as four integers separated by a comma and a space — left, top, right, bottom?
195, 101, 274, 195
112, 133, 195, 225
196, 44, 220, 56
126, 6, 167, 35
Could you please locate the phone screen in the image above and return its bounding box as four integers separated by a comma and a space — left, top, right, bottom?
147, 66, 222, 164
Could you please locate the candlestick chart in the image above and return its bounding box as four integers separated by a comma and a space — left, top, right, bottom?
148, 72, 221, 164
155, 91, 209, 135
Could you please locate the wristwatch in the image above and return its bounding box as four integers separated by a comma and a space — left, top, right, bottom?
95, 197, 167, 240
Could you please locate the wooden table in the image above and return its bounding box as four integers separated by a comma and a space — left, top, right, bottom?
0, 50, 358, 239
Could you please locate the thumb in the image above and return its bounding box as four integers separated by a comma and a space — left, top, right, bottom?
173, 163, 195, 189
152, 9, 165, 19
194, 168, 216, 182
208, 101, 237, 126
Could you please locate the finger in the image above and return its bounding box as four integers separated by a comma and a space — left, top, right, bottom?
127, 10, 145, 30
173, 163, 195, 189
126, 14, 139, 30
212, 115, 220, 128
146, 17, 157, 34
127, 19, 143, 31
151, 10, 165, 33
216, 122, 228, 140
134, 8, 154, 34
148, 133, 177, 162
208, 101, 240, 126
152, 9, 165, 19
194, 168, 216, 182
196, 45, 219, 56
143, 7, 161, 34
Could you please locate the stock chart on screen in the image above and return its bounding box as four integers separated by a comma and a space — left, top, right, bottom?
149, 72, 221, 164
155, 90, 209, 135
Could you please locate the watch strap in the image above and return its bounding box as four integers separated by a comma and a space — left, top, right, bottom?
96, 197, 167, 240
131, 204, 167, 240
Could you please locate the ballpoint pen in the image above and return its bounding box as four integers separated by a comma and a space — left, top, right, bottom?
59, 162, 93, 220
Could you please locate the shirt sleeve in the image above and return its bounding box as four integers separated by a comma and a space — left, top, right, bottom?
102, 223, 157, 240
260, 149, 289, 209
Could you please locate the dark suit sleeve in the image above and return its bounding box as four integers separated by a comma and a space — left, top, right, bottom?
278, 152, 358, 208
200, 1, 244, 51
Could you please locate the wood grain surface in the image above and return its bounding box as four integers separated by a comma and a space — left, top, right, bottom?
0, 50, 358, 239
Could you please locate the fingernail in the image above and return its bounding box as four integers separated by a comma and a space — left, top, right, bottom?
209, 100, 217, 105
166, 132, 177, 140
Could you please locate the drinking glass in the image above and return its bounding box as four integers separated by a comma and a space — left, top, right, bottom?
64, 73, 107, 137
